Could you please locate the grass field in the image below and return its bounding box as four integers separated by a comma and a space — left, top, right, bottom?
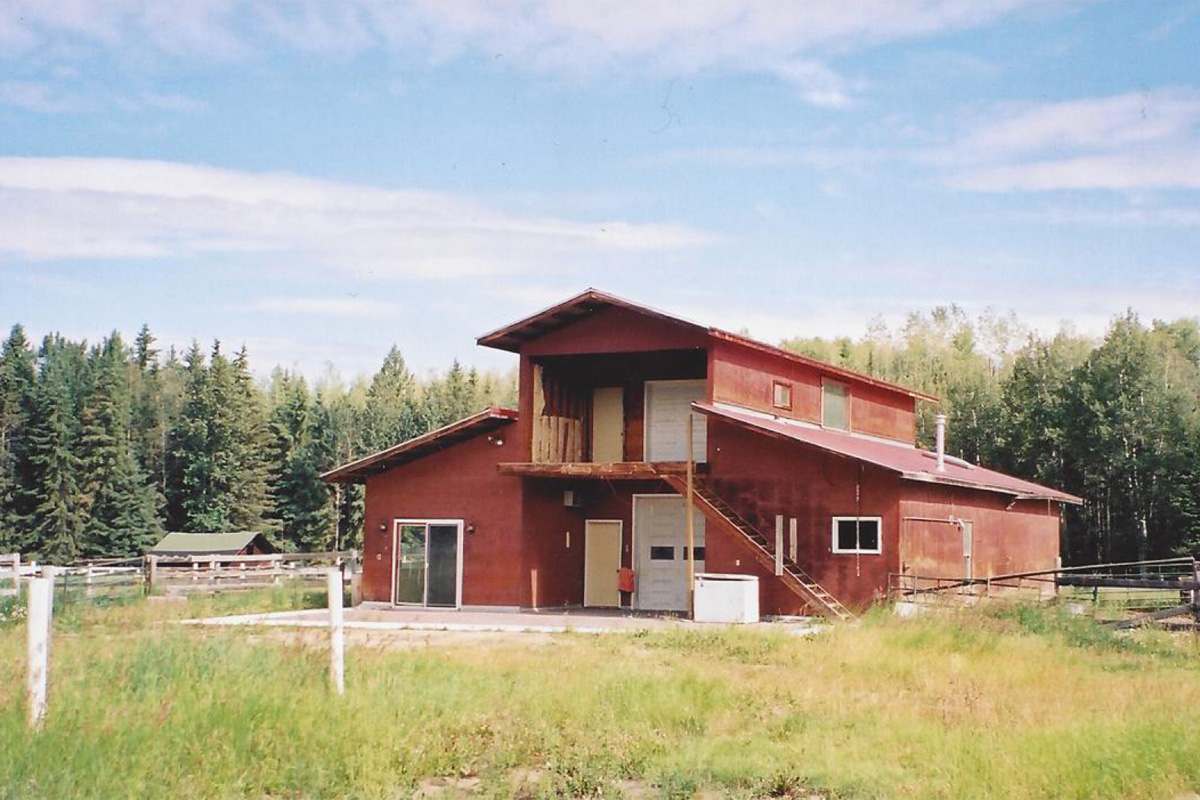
2, 591, 1199, 799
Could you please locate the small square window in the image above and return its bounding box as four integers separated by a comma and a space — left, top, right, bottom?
650, 546, 675, 560
772, 381, 793, 410
831, 517, 881, 554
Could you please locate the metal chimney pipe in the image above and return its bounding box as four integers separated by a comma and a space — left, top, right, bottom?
934, 414, 947, 472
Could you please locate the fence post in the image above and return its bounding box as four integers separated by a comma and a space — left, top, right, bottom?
85, 564, 94, 599
774, 515, 784, 577
12, 553, 20, 595
1192, 558, 1199, 630
27, 576, 52, 728
145, 555, 158, 594
327, 568, 344, 694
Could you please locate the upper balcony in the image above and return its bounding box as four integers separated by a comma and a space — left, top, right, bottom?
499, 349, 709, 479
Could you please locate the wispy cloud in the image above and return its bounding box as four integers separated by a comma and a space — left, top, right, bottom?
0, 80, 205, 115
946, 151, 1200, 192
937, 88, 1200, 192
0, 80, 86, 113
0, 0, 1067, 108
0, 157, 714, 276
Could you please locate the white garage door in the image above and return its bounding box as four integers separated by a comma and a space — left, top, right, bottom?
644, 379, 707, 462
634, 495, 706, 612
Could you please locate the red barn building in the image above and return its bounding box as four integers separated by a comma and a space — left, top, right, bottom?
324, 290, 1080, 618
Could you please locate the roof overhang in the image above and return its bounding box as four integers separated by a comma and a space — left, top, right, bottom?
694, 401, 1083, 505
149, 531, 272, 555
321, 407, 518, 484
476, 288, 708, 353
476, 288, 936, 403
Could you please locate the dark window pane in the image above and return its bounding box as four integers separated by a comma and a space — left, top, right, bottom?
650, 546, 674, 560
426, 524, 459, 607
858, 522, 880, 552
693, 547, 705, 561
836, 518, 880, 552
397, 524, 426, 604
836, 520, 858, 551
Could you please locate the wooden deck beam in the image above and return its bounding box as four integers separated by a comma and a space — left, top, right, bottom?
497, 461, 708, 480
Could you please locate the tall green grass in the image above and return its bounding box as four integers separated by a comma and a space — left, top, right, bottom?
1, 597, 1198, 799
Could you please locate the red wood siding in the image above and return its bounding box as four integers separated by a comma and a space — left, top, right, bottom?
520, 479, 584, 607
704, 419, 902, 612
899, 486, 1060, 585
710, 339, 916, 443
361, 429, 526, 606
522, 304, 709, 358
850, 381, 917, 443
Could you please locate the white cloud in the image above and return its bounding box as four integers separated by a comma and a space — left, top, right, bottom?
947, 151, 1200, 192
1037, 204, 1200, 227
961, 90, 1200, 157
0, 80, 87, 113
938, 88, 1200, 192
0, 0, 1066, 108
0, 157, 714, 275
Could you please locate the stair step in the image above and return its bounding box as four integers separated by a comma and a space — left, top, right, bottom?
683, 478, 856, 622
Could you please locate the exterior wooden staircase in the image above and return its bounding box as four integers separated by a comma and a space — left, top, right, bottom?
660, 474, 855, 622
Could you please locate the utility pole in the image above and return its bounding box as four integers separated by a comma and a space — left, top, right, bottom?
686, 412, 696, 618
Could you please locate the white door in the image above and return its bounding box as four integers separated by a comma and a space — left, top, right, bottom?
644, 380, 707, 462
634, 495, 706, 612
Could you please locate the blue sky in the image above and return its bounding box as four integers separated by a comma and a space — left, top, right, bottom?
1, 1, 1198, 378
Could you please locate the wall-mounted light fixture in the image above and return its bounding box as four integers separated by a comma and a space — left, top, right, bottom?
466, 522, 476, 535
379, 521, 387, 532
487, 434, 505, 446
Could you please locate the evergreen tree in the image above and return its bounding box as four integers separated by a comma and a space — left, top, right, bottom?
0, 326, 36, 551
25, 336, 85, 561
227, 346, 271, 532
360, 345, 423, 451
267, 372, 335, 550
168, 342, 224, 531
428, 359, 478, 427
79, 333, 162, 556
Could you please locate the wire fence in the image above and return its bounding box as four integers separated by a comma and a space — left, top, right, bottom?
888, 555, 1200, 627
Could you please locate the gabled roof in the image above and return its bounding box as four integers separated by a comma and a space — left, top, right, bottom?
322, 407, 518, 484
149, 531, 273, 556
695, 402, 1083, 504
477, 288, 937, 402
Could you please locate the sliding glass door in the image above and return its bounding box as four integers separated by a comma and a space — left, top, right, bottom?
394, 520, 461, 607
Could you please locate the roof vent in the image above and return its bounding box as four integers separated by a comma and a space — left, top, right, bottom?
935, 414, 947, 472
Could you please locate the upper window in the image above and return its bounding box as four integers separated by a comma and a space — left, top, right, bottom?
772, 380, 793, 410
832, 516, 882, 554
822, 380, 849, 430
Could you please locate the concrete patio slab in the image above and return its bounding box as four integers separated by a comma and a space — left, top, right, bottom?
181, 603, 825, 636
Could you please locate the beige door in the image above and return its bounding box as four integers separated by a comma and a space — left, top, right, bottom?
584, 520, 622, 607
591, 386, 624, 462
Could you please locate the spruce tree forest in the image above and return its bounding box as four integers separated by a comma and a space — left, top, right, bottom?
1, 306, 1198, 566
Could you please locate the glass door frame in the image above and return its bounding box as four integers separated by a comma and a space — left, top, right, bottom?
390, 518, 464, 609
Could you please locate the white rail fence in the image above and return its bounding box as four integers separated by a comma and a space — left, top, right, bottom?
2, 550, 362, 605
9, 554, 355, 730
